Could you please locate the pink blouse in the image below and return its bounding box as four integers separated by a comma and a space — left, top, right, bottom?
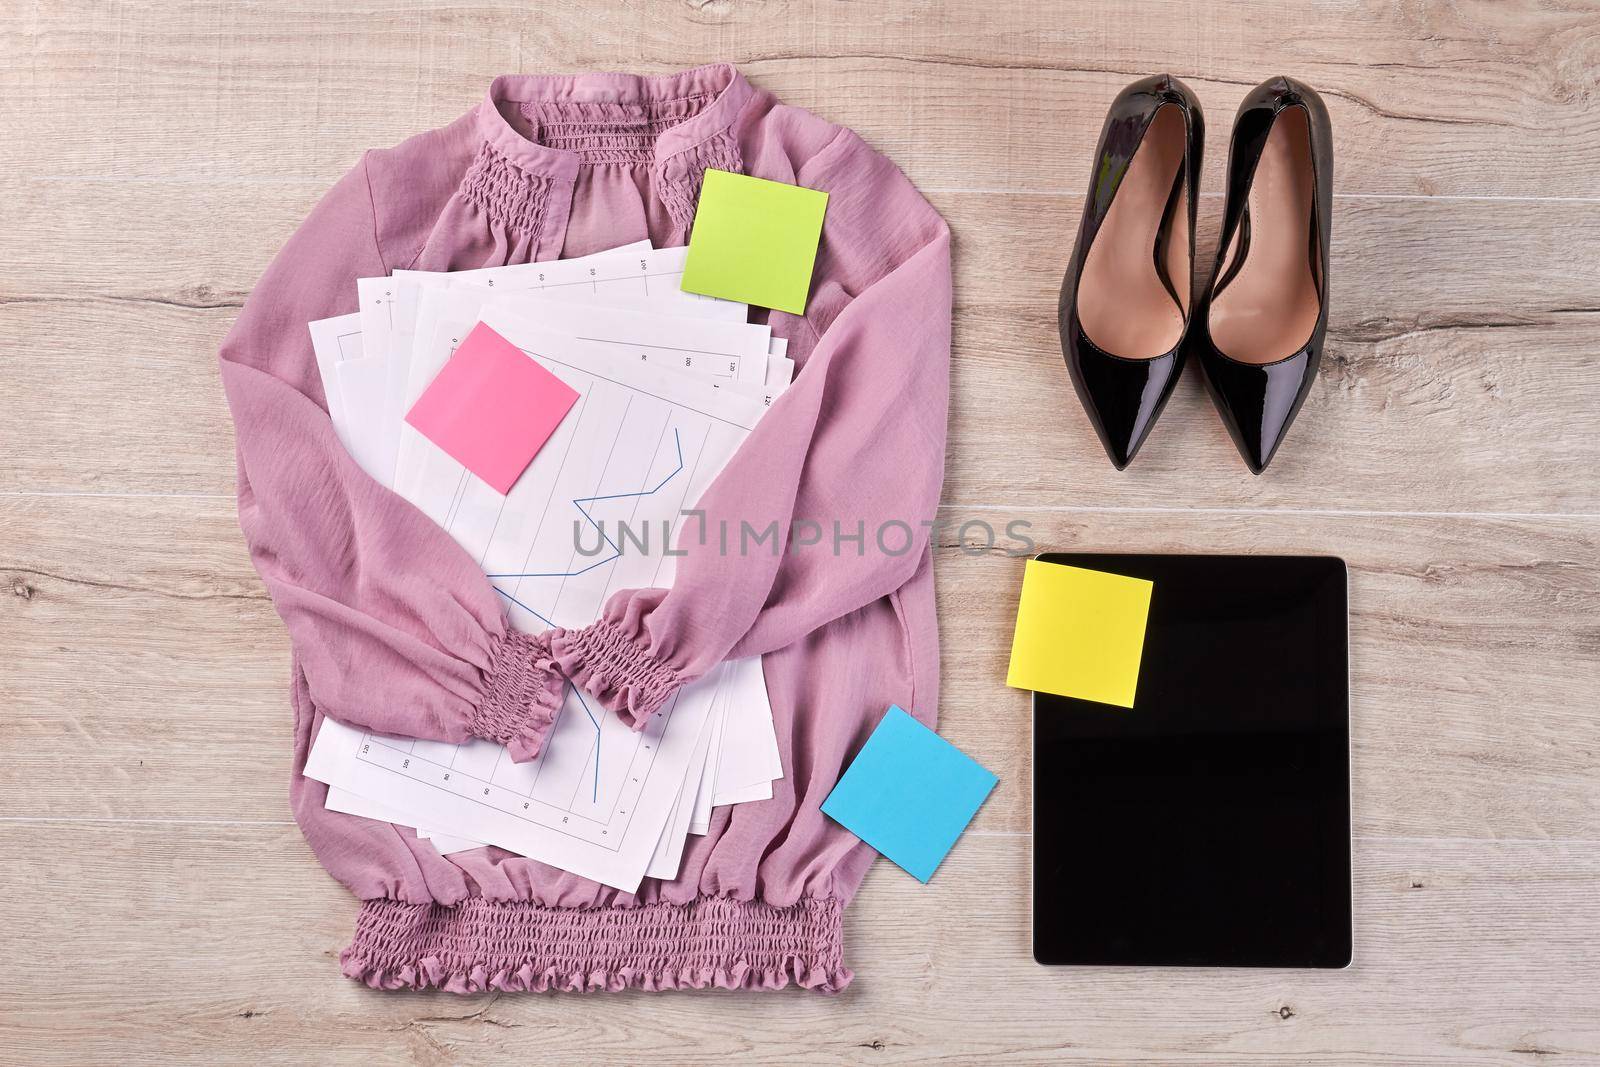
221, 63, 951, 992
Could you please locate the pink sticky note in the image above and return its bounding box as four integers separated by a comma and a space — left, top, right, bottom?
405, 323, 579, 495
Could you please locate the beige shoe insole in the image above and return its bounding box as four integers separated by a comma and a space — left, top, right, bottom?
1209, 107, 1321, 365
1077, 104, 1188, 360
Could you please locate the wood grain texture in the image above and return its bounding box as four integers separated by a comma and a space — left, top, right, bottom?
4, 190, 1600, 509
0, 824, 1597, 1066
3, 0, 1599, 1062
5, 496, 1599, 842
4, 1, 1599, 195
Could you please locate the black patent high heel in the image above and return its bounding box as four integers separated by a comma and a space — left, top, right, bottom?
1195, 76, 1333, 474
1058, 74, 1204, 470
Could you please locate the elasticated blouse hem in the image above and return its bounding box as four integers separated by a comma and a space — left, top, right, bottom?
341, 896, 851, 993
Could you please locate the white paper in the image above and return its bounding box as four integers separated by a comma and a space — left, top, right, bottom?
393, 260, 767, 500
706, 658, 780, 807
310, 247, 791, 881
643, 686, 719, 881
324, 785, 487, 854
414, 829, 488, 855
333, 355, 390, 481
359, 241, 655, 488
394, 293, 772, 503
308, 313, 772, 892
489, 294, 770, 384
355, 273, 429, 486
453, 245, 743, 323
688, 678, 731, 836
307, 696, 710, 893
307, 313, 364, 456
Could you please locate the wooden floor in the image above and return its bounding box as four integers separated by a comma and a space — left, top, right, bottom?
4, 2, 1599, 1063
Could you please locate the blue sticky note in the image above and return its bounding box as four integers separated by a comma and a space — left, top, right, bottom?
821, 706, 998, 883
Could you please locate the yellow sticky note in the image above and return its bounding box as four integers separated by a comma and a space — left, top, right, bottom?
1006, 559, 1153, 708
680, 169, 828, 315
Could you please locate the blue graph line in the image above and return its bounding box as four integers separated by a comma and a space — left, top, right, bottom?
492, 586, 558, 628
487, 428, 683, 583
570, 687, 601, 803
489, 427, 683, 804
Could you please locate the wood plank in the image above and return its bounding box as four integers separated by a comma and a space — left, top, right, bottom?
4, 1, 1596, 197
3, 190, 1598, 511
947, 315, 1600, 515
936, 508, 1600, 844
7, 179, 1599, 318
0, 823, 1594, 1065
946, 190, 1600, 513
6, 495, 1597, 843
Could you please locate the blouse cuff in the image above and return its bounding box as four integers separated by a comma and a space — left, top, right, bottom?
471, 629, 566, 762
549, 617, 683, 729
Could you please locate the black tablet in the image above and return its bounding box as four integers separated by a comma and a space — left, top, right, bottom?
1031, 553, 1351, 968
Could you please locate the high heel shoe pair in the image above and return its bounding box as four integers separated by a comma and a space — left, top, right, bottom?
1059, 75, 1333, 473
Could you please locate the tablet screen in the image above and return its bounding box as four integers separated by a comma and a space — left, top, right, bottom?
1032, 554, 1352, 968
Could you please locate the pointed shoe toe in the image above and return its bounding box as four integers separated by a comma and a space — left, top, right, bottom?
1069, 333, 1184, 470
1200, 346, 1316, 474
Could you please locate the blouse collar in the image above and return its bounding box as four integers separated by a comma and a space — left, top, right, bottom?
476, 63, 755, 180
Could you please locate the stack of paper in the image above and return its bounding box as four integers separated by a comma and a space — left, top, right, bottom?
301, 241, 788, 892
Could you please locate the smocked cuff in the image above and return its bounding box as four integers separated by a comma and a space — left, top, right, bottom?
549, 617, 682, 729
470, 630, 565, 762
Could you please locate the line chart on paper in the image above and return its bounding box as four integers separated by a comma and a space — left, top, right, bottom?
486, 426, 687, 803
413, 393, 713, 827
305, 313, 769, 888
487, 426, 688, 626
343, 686, 677, 847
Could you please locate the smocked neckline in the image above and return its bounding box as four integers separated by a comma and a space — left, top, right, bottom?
477, 63, 754, 179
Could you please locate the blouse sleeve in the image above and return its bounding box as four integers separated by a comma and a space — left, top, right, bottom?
221, 155, 566, 761
550, 131, 951, 726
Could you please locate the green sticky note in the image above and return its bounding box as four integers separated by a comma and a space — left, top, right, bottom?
680, 169, 828, 315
